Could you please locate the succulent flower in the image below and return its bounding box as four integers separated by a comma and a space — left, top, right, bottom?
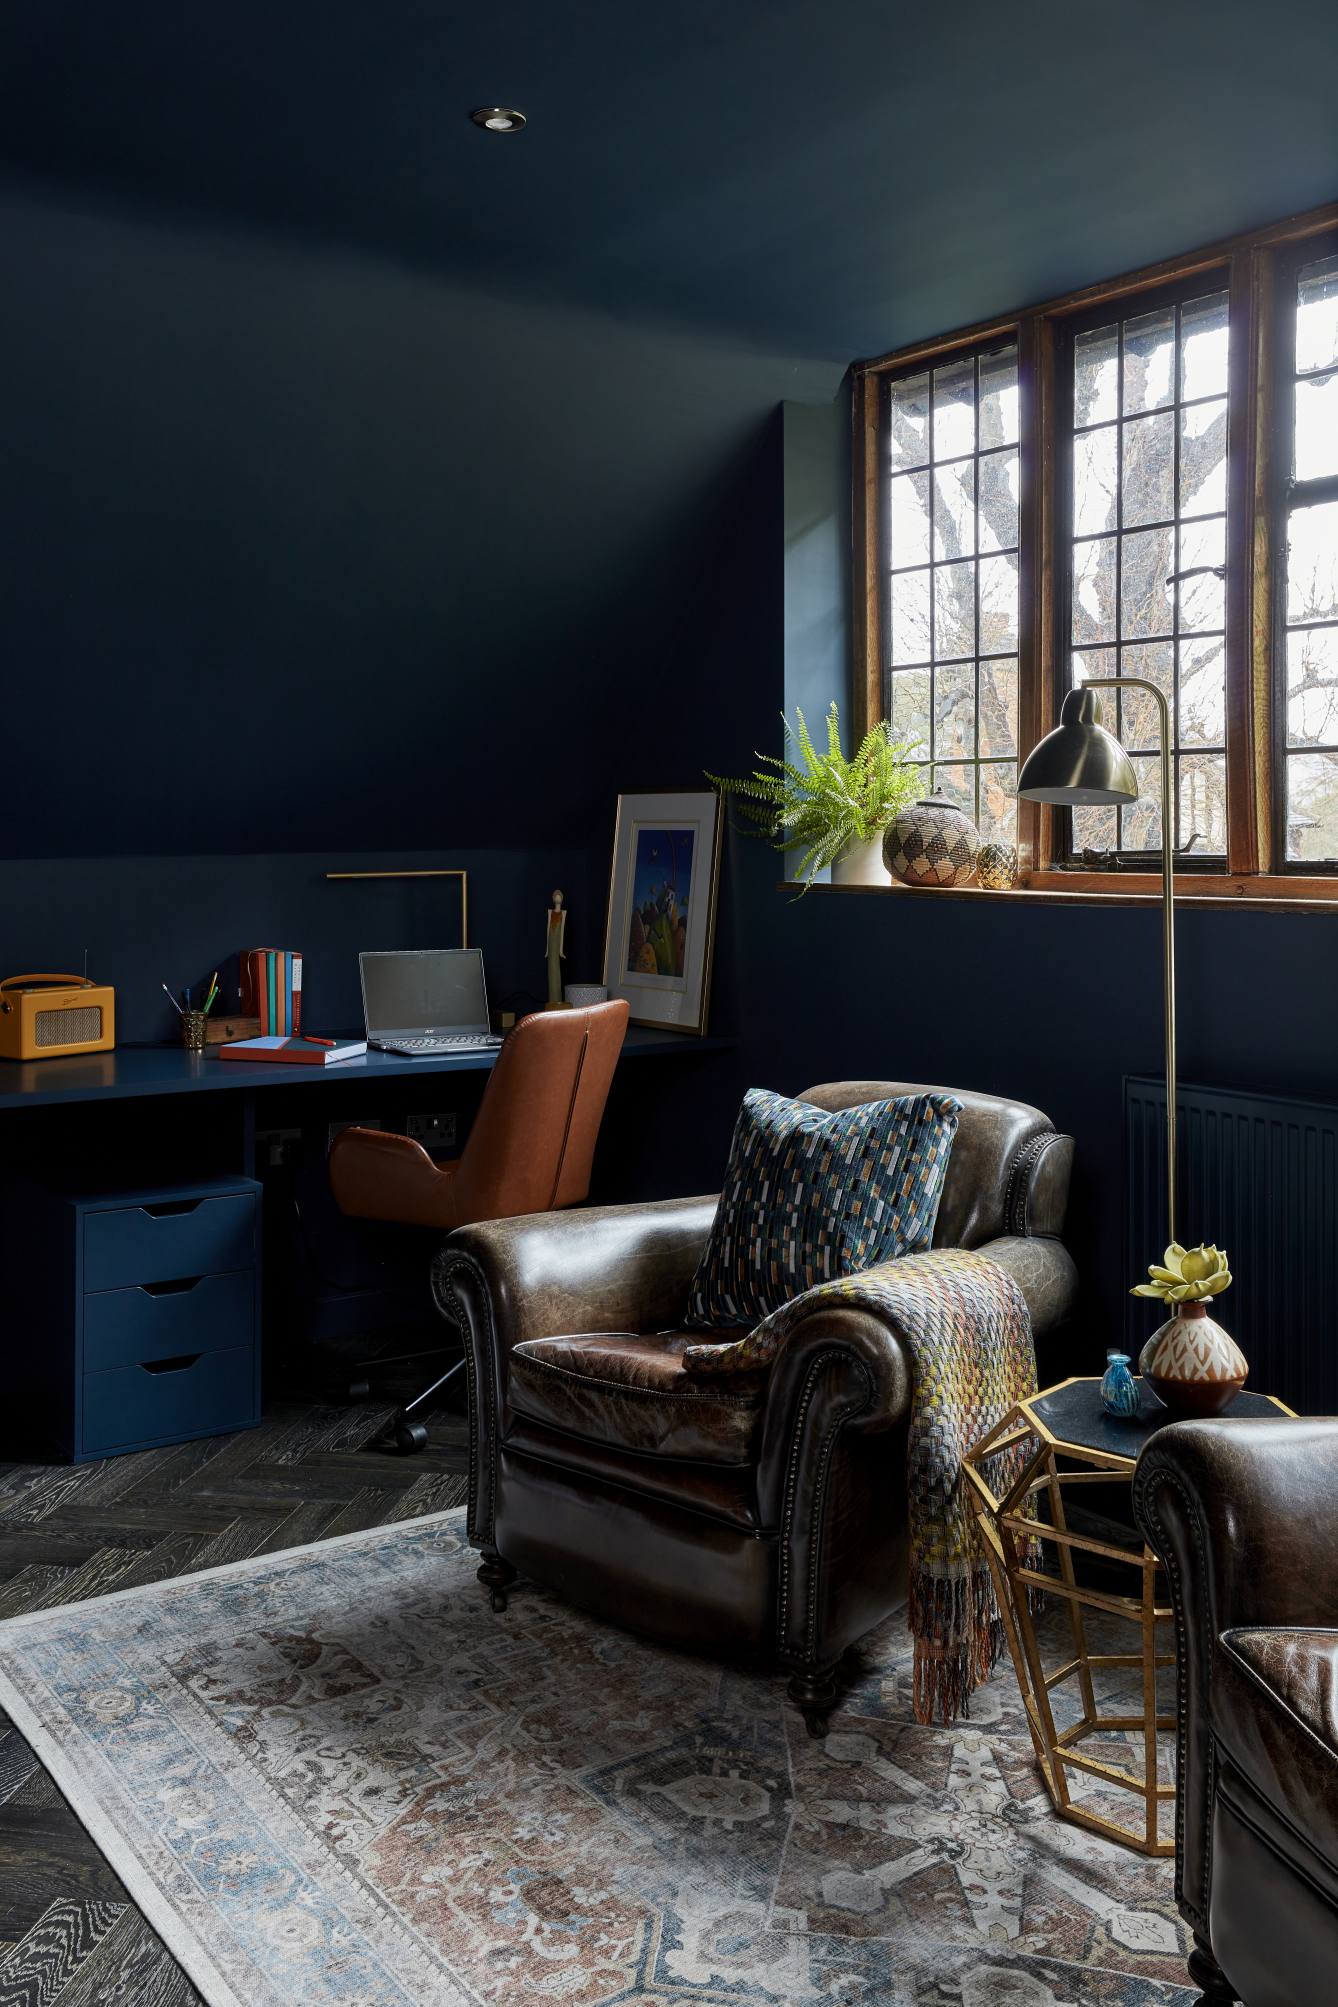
1131, 1242, 1232, 1304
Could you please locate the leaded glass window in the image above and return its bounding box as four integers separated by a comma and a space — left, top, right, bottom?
1282, 252, 1338, 863
1063, 290, 1230, 859
884, 340, 1021, 846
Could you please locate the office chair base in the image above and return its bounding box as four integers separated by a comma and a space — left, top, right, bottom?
375, 1355, 466, 1455
390, 1416, 430, 1455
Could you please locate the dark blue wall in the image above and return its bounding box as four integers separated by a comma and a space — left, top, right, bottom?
0, 181, 833, 1055
0, 848, 597, 1043
1, 181, 835, 859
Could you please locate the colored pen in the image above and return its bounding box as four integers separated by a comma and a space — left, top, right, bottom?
161, 982, 184, 1017
301, 1034, 335, 1047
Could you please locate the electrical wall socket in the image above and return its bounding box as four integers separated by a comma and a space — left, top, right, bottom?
405, 1110, 457, 1152
256, 1127, 303, 1169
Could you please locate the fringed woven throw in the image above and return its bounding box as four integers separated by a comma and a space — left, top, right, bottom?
683, 1246, 1037, 1726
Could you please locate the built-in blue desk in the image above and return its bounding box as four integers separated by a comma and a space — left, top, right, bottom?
0, 1025, 726, 1113
0, 1026, 733, 1458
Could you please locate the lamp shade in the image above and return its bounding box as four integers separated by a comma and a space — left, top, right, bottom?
1017, 686, 1139, 806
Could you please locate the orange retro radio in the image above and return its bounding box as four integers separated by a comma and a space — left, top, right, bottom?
0, 973, 116, 1060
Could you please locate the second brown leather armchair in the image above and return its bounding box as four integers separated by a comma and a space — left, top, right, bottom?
436, 1078, 1077, 1732
1134, 1418, 1338, 2007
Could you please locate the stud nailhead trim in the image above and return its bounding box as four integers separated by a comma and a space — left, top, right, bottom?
1131, 1455, 1211, 1933
433, 1249, 494, 1544
776, 1347, 874, 1668
1005, 1131, 1052, 1237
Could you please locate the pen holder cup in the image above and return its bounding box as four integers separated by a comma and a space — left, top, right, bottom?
180, 1010, 209, 1053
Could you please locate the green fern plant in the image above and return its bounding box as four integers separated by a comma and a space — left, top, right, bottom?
706, 702, 925, 892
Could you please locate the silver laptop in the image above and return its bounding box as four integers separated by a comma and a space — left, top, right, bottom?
359, 948, 503, 1057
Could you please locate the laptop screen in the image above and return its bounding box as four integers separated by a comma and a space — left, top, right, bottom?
360, 949, 490, 1037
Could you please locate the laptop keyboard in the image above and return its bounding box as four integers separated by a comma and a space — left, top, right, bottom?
386, 1034, 499, 1052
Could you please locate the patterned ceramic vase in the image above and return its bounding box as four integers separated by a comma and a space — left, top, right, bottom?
884, 795, 981, 887
830, 834, 891, 886
1138, 1301, 1248, 1417
977, 840, 1018, 891
1100, 1349, 1140, 1420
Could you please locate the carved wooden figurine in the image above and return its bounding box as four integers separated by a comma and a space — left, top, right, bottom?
545, 888, 568, 1008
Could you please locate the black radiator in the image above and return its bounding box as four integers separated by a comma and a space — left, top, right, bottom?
1126, 1076, 1338, 1414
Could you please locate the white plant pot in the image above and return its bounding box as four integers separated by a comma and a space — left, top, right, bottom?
830, 835, 890, 887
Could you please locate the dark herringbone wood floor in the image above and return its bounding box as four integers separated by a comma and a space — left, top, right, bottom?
0, 1380, 469, 2006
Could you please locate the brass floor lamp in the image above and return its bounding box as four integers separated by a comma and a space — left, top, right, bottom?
1017, 679, 1177, 1242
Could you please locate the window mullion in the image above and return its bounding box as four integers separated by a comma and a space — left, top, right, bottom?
852, 372, 881, 741
1016, 313, 1051, 873
1224, 244, 1270, 876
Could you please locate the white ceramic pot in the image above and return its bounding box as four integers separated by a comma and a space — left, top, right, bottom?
830, 836, 890, 886
1139, 1301, 1248, 1417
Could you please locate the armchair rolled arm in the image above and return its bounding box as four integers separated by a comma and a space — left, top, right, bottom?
757, 1306, 913, 1517
1005, 1131, 1074, 1238
433, 1195, 717, 1545
975, 1234, 1077, 1338
1132, 1417, 1338, 1931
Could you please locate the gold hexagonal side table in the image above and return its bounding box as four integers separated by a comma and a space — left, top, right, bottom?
962, 1375, 1294, 1856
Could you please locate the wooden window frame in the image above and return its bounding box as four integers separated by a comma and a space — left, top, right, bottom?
852, 199, 1338, 905
1270, 226, 1338, 874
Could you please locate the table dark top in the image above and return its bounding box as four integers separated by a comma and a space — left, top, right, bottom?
1031, 1376, 1291, 1465
0, 1026, 731, 1112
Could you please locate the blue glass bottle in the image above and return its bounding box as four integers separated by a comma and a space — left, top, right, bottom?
1100, 1349, 1140, 1420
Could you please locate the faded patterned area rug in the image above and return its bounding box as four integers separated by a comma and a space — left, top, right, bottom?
0, 1511, 1193, 2007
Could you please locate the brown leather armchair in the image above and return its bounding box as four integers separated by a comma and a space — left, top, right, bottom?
436, 1079, 1077, 1730
1134, 1419, 1338, 2007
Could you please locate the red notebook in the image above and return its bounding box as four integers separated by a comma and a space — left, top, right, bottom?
217, 1036, 366, 1066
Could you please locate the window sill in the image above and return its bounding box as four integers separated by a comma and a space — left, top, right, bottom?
778, 873, 1338, 913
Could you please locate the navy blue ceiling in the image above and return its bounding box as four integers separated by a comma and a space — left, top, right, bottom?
3, 1, 1336, 360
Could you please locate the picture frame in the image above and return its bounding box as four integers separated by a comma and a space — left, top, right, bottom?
602, 791, 723, 1035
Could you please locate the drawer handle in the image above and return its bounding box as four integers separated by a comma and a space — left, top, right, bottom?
140, 1353, 202, 1375
140, 1200, 204, 1219
139, 1276, 204, 1296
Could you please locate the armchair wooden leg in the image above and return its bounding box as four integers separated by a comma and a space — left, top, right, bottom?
476, 1549, 517, 1613
1187, 1933, 1239, 2004
787, 1665, 838, 1738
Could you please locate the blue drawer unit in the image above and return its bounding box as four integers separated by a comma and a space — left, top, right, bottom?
4, 1173, 261, 1462
83, 1194, 257, 1292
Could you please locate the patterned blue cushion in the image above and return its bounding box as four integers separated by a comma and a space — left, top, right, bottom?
686, 1087, 962, 1330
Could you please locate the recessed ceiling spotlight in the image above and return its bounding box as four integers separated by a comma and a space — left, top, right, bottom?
470, 106, 526, 134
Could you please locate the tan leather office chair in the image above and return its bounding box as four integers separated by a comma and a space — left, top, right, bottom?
329, 1000, 629, 1448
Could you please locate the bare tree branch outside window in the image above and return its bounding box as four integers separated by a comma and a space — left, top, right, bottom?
886, 342, 1021, 846
1065, 292, 1230, 860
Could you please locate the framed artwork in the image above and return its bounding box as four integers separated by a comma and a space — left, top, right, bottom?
602, 791, 723, 1035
